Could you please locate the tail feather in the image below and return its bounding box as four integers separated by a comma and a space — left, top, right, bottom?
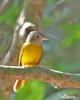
13, 80, 25, 92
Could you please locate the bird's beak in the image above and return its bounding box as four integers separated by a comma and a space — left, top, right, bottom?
41, 35, 48, 40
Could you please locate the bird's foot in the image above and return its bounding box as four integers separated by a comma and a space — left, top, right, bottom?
22, 65, 28, 68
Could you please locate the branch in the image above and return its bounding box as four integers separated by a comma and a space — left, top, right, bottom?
0, 65, 80, 88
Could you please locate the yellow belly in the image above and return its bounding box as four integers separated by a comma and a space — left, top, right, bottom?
21, 42, 43, 67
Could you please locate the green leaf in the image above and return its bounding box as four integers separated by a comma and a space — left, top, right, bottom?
15, 80, 45, 100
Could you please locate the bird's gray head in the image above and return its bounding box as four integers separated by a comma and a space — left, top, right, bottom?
26, 31, 48, 45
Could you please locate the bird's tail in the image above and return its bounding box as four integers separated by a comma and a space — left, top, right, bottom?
13, 80, 25, 92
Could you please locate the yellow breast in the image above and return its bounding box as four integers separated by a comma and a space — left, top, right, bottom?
20, 42, 43, 67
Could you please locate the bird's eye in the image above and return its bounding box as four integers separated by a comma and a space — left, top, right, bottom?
37, 35, 39, 38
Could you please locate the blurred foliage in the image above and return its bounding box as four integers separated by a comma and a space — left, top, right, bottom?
60, 22, 80, 48
0, 0, 24, 60
14, 80, 45, 100
53, 62, 80, 73
0, 0, 23, 25
0, 31, 12, 56
0, 0, 80, 99
43, 16, 53, 29
45, 88, 80, 100
49, 0, 58, 4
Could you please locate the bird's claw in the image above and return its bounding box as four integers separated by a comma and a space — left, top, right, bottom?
22, 65, 28, 68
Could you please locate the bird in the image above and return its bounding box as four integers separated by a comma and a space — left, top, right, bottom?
13, 31, 48, 92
